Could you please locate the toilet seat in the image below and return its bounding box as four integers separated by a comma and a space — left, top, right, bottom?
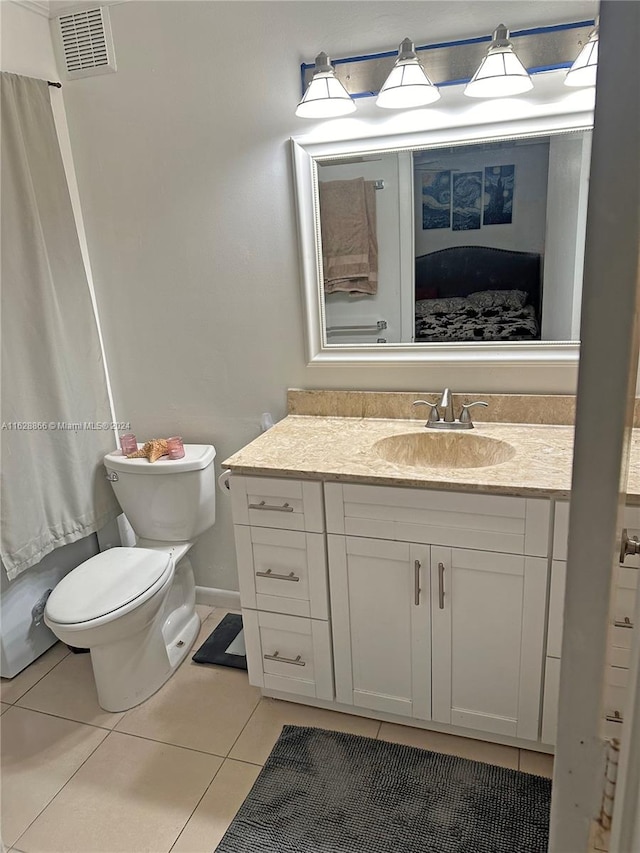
45, 547, 174, 625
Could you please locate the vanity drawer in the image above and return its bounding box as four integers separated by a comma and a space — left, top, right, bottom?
541, 656, 561, 746
231, 476, 324, 532
325, 482, 550, 557
538, 657, 626, 747
552, 501, 570, 561
553, 501, 640, 565
604, 665, 629, 727
234, 526, 328, 619
242, 610, 333, 701
547, 560, 566, 659
548, 560, 637, 656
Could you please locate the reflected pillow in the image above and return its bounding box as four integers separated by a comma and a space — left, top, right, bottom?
468, 289, 527, 310
416, 295, 472, 316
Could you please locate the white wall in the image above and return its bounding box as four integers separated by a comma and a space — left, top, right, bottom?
542, 132, 592, 340
55, 0, 598, 591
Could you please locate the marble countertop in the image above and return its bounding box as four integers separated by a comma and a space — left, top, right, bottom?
223, 416, 590, 498
222, 415, 640, 500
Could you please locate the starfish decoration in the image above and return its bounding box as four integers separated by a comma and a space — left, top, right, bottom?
127, 438, 169, 463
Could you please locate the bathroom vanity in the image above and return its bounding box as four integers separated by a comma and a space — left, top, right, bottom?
223, 394, 640, 753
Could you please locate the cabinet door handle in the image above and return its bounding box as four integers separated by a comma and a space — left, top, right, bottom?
248, 500, 294, 512
255, 569, 300, 582
414, 560, 421, 605
438, 562, 446, 610
263, 651, 306, 666
614, 616, 634, 629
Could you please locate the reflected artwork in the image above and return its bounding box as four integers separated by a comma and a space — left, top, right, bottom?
422, 170, 451, 230
484, 165, 515, 225
452, 171, 482, 231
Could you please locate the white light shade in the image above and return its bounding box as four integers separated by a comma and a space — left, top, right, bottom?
564, 25, 598, 87
376, 39, 440, 109
464, 25, 533, 99
296, 53, 356, 118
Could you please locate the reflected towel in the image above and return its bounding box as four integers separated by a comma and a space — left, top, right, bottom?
319, 178, 378, 295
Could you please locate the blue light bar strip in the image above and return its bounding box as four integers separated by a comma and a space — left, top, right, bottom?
299, 19, 596, 97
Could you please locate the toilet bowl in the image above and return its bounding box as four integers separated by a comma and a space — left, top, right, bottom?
44, 444, 216, 712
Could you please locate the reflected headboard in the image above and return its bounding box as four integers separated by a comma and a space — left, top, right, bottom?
415, 246, 542, 317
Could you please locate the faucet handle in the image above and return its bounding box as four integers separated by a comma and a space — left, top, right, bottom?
413, 399, 440, 423
458, 401, 488, 425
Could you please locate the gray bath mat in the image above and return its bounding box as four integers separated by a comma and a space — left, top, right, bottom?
215, 725, 551, 852
192, 613, 247, 670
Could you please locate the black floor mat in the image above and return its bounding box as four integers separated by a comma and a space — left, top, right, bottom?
192, 612, 247, 670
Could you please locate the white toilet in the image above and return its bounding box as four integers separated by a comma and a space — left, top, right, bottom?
44, 444, 216, 712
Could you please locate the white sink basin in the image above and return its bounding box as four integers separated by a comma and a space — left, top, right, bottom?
373, 431, 516, 469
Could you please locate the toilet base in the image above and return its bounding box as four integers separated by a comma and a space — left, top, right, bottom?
91, 609, 200, 712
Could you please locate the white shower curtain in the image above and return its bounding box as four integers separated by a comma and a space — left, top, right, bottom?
1, 73, 120, 580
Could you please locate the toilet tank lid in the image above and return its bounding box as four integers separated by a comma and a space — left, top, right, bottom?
104, 444, 215, 474
45, 548, 173, 624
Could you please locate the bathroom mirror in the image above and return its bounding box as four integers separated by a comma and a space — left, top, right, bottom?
292, 112, 593, 365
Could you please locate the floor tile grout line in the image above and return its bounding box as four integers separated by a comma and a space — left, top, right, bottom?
167, 755, 228, 853
0, 644, 71, 705
168, 755, 265, 853
3, 702, 249, 762
223, 693, 264, 760
4, 703, 120, 733
85, 725, 243, 760
11, 722, 110, 851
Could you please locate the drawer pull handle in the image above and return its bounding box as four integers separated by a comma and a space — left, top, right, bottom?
606, 710, 624, 723
248, 501, 294, 512
263, 651, 306, 666
414, 560, 421, 606
438, 562, 446, 610
256, 569, 300, 582
614, 616, 634, 629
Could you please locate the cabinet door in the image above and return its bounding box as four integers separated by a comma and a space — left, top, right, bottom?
431, 546, 548, 740
328, 535, 430, 719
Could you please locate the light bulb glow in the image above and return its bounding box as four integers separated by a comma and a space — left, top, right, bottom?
376, 38, 440, 109
296, 58, 356, 119
464, 46, 533, 98
565, 29, 598, 87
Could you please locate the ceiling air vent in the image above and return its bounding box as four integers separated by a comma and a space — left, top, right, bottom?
54, 6, 117, 79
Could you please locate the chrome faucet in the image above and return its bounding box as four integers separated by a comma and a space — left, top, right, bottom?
439, 387, 454, 423
413, 389, 488, 430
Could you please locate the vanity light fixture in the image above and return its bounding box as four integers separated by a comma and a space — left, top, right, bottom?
295, 52, 356, 118
564, 20, 598, 87
376, 38, 440, 109
464, 24, 533, 98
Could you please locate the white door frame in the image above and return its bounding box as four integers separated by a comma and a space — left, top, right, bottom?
549, 2, 640, 851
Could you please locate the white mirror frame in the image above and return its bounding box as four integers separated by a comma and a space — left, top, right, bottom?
292, 110, 594, 366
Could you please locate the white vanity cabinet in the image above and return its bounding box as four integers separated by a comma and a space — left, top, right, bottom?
230, 473, 553, 745
326, 483, 549, 741
231, 476, 334, 700
542, 501, 640, 745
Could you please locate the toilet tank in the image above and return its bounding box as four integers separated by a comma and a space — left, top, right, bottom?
103, 445, 216, 542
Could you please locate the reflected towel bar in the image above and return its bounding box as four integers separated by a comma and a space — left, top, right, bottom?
326, 320, 387, 334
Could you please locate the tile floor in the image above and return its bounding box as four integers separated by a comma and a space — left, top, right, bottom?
1, 606, 554, 853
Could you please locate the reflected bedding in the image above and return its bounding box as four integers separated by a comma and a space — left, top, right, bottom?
414, 290, 540, 342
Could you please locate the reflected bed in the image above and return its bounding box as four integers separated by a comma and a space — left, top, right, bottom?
414, 246, 542, 342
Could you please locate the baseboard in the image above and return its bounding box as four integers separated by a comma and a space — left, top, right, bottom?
196, 585, 241, 610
